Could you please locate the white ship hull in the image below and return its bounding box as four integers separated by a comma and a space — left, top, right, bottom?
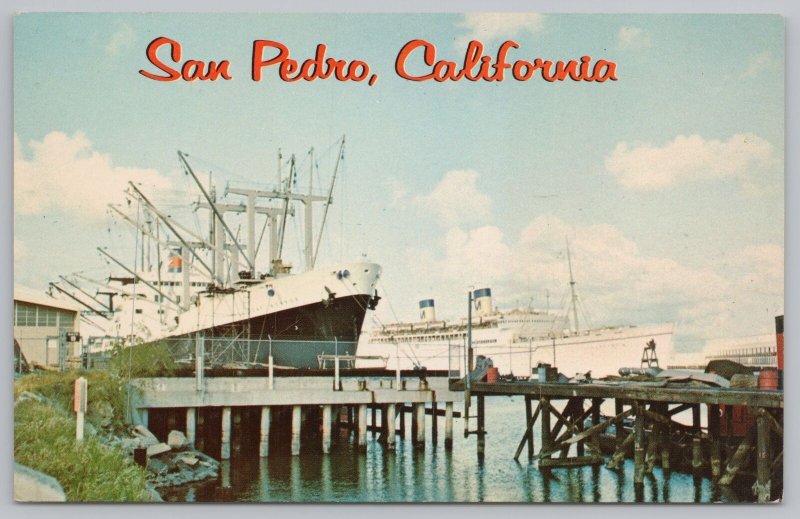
358, 322, 674, 379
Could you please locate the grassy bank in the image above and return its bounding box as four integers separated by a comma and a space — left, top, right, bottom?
14, 398, 153, 502
13, 342, 177, 502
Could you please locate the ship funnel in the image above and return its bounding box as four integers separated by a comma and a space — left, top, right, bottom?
419, 299, 436, 322
473, 288, 493, 316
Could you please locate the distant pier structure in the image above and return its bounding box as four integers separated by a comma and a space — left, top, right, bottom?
454, 378, 783, 503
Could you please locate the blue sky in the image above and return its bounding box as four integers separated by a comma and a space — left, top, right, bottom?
13, 13, 784, 350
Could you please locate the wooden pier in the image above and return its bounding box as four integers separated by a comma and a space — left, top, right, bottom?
454, 379, 783, 502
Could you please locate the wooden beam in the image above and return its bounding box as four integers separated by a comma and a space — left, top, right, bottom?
564, 407, 632, 445
718, 424, 756, 486
514, 401, 541, 461
606, 431, 635, 469
539, 455, 604, 468
455, 381, 783, 408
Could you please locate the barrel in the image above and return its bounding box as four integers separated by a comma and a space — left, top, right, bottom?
486, 367, 499, 384
758, 368, 779, 390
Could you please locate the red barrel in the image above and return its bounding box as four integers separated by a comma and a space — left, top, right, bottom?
758, 368, 779, 390
486, 367, 499, 384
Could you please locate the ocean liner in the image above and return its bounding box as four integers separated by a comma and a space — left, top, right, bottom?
357, 253, 674, 378
52, 139, 382, 368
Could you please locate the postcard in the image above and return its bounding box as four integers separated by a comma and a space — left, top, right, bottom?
12, 12, 784, 503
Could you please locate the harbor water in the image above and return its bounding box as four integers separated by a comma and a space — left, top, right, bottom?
160, 396, 751, 503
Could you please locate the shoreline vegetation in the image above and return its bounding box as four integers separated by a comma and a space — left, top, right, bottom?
13, 343, 181, 502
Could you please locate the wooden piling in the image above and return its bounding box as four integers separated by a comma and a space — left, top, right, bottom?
414, 402, 426, 446
756, 409, 771, 502
525, 396, 535, 461
477, 395, 485, 457
540, 397, 553, 460
291, 405, 301, 456
221, 406, 231, 460
411, 403, 418, 442
445, 402, 454, 449
259, 406, 271, 457
186, 407, 196, 447
322, 405, 332, 454
660, 403, 671, 472
385, 403, 396, 448
590, 398, 601, 455
633, 401, 645, 485
353, 404, 365, 449
615, 400, 624, 444
431, 402, 438, 442
692, 438, 703, 473
371, 404, 378, 438
575, 398, 585, 457
399, 403, 406, 439
646, 409, 658, 474
709, 404, 721, 479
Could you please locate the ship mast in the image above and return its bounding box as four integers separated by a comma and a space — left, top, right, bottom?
566, 239, 579, 333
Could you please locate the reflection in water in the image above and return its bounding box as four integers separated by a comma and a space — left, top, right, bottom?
161, 396, 742, 503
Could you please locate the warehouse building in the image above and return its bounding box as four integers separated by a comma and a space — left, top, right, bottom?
13, 285, 81, 368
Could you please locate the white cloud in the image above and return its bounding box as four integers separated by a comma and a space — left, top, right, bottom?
392, 209, 781, 345
743, 51, 781, 78
604, 133, 776, 191
457, 13, 544, 47
413, 170, 491, 226
106, 24, 135, 56
617, 26, 651, 49
14, 131, 172, 221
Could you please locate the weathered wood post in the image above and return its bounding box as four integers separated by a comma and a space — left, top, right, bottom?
414, 402, 426, 446
322, 405, 332, 454
385, 403, 396, 449
591, 398, 602, 455
615, 399, 624, 444
399, 404, 406, 439
645, 405, 658, 474
541, 397, 552, 460
709, 404, 721, 479
186, 407, 196, 446
445, 402, 454, 449
661, 403, 671, 473
357, 404, 367, 449
575, 398, 585, 457
526, 396, 534, 461
431, 402, 439, 443
477, 395, 486, 458
221, 406, 232, 460
291, 405, 302, 456
259, 406, 271, 457
371, 404, 379, 438
633, 401, 645, 485
756, 408, 771, 502
692, 404, 703, 474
